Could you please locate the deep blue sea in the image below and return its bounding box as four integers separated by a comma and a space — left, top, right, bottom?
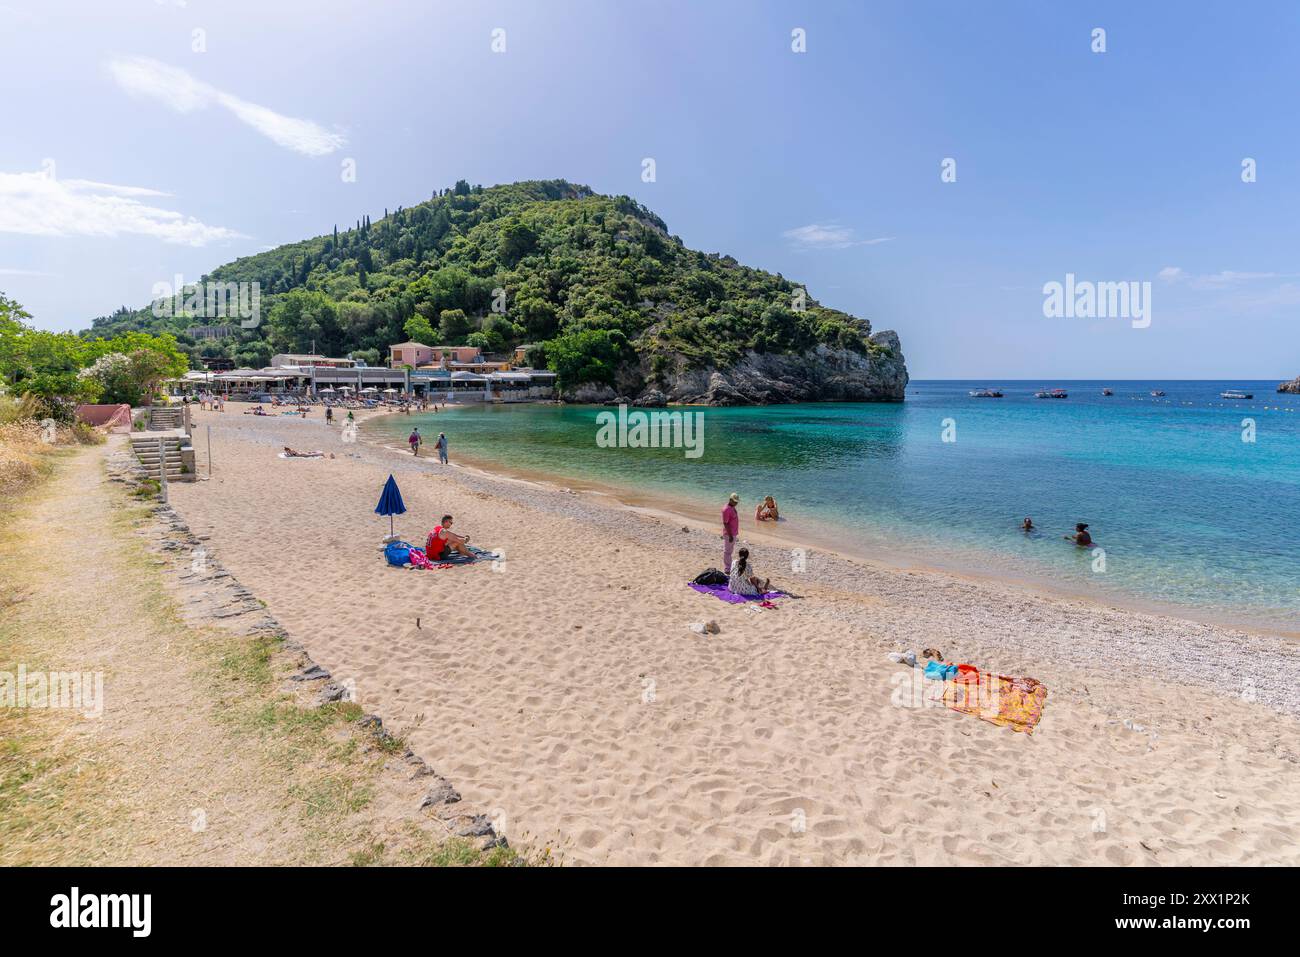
371, 381, 1299, 630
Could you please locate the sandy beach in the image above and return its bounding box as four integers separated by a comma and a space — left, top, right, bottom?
167, 403, 1300, 865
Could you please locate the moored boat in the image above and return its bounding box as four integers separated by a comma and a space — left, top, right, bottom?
1220, 390, 1253, 399
1034, 388, 1068, 399
1101, 388, 1113, 396
1150, 390, 1166, 397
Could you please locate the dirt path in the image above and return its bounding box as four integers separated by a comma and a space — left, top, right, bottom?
0, 439, 517, 866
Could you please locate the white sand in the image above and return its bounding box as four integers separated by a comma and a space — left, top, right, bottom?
167, 404, 1300, 865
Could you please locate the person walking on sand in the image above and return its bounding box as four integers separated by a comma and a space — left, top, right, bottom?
436, 432, 448, 465
722, 492, 740, 572
409, 427, 422, 456
325, 406, 333, 424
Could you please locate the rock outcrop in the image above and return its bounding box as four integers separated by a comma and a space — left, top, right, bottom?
559, 330, 908, 407
644, 330, 907, 406
1277, 376, 1300, 394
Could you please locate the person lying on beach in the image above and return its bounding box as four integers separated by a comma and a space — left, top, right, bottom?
1064, 522, 1092, 546
755, 496, 779, 522
728, 548, 770, 597
282, 446, 323, 458
426, 514, 474, 560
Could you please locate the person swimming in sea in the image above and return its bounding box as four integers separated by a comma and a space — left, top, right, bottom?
1064, 522, 1092, 546
1022, 517, 1034, 532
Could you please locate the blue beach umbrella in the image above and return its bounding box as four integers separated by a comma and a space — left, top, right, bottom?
375, 474, 406, 538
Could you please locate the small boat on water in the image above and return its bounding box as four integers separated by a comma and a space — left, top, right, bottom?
1034, 388, 1068, 399
968, 388, 1003, 398
1150, 390, 1166, 397
1101, 388, 1113, 396
1220, 390, 1253, 400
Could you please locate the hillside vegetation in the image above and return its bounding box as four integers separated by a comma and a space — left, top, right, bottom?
85, 180, 905, 400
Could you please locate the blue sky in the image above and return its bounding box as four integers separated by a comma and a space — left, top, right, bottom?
2, 0, 1298, 378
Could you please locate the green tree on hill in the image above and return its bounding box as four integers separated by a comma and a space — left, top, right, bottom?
403, 314, 436, 344
437, 309, 470, 343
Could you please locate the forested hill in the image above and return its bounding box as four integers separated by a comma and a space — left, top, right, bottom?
86, 179, 908, 403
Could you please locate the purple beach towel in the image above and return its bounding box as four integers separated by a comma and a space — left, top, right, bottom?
688, 582, 786, 605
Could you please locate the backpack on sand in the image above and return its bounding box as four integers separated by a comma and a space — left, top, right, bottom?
692, 568, 729, 586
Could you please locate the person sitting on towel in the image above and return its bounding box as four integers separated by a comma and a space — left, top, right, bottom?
426, 514, 474, 560
728, 548, 769, 597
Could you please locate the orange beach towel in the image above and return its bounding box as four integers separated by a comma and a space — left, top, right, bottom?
943, 671, 1048, 734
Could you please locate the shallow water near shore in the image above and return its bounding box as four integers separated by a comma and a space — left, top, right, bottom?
369, 380, 1300, 632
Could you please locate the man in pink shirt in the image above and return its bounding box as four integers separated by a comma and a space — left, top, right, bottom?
721, 493, 740, 571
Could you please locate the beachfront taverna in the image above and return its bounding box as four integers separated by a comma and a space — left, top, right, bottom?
173, 345, 556, 402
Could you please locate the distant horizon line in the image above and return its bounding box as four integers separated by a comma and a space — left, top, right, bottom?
909, 377, 1295, 382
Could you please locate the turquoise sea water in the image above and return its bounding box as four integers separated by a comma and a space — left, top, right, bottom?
369, 381, 1300, 630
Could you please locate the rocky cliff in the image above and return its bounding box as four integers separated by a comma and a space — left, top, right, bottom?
568, 330, 909, 406
1278, 376, 1300, 394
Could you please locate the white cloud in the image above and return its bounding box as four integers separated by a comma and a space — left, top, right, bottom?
1158, 265, 1281, 289
0, 268, 57, 277
0, 170, 244, 246
106, 56, 346, 157
1191, 270, 1278, 289
783, 224, 893, 250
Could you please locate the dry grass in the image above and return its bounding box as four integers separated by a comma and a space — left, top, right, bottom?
0, 442, 529, 867
0, 406, 104, 508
